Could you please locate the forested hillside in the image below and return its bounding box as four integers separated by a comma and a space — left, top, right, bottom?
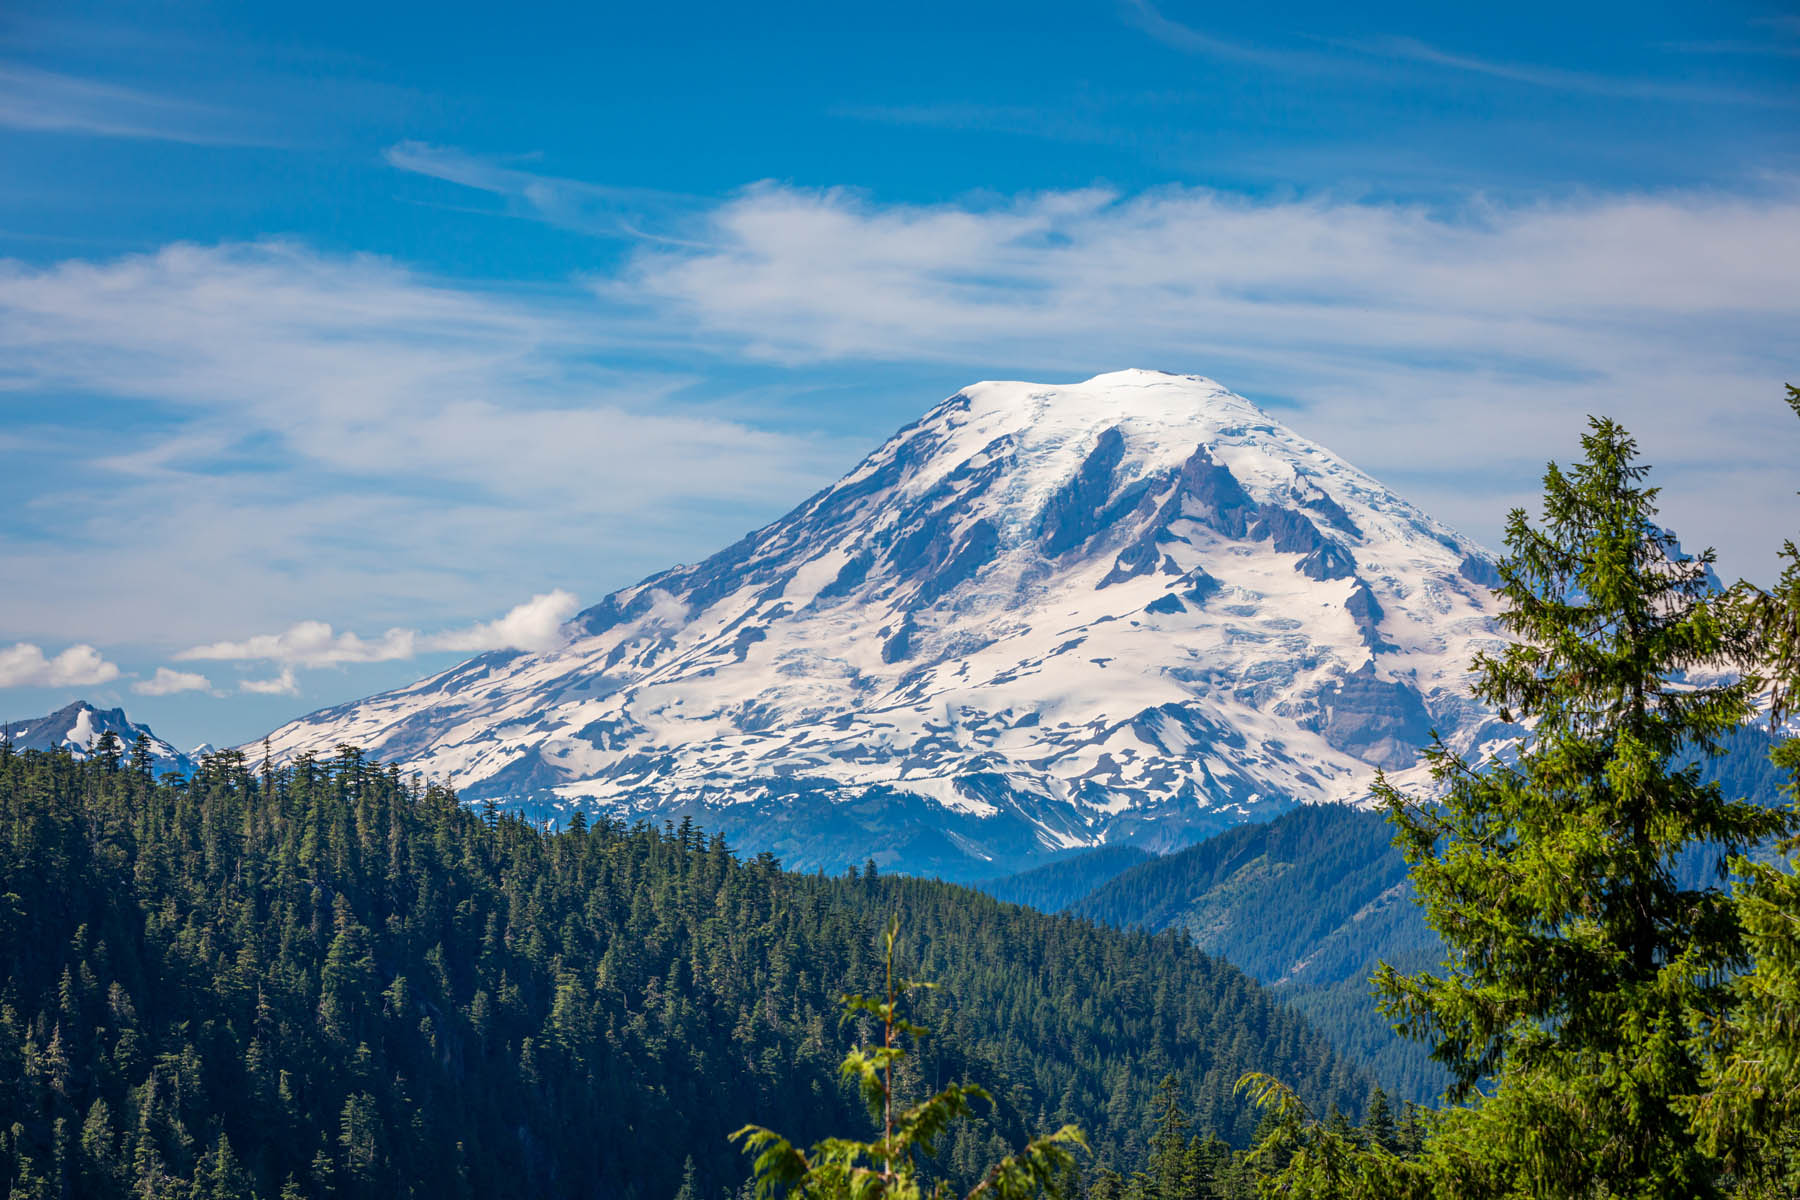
974, 846, 1152, 914
1061, 725, 1790, 1104
0, 741, 1370, 1200
1070, 804, 1443, 1101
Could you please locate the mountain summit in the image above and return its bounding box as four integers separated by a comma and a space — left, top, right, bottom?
262, 371, 1505, 877
7, 700, 200, 777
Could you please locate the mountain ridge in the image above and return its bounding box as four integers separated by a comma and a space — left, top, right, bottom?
259, 370, 1509, 877
5, 699, 200, 777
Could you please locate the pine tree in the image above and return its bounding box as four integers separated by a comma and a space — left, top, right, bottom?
1685, 384, 1800, 1192
1360, 1088, 1396, 1155
672, 1155, 701, 1200
93, 731, 122, 772
1143, 1075, 1189, 1200
129, 734, 153, 776
1357, 418, 1792, 1196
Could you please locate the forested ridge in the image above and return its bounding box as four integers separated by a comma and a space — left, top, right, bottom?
973, 847, 1152, 915
1069, 805, 1443, 1103
0, 740, 1369, 1200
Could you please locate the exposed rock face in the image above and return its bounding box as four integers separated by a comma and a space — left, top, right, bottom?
1306, 664, 1436, 770
259, 371, 1506, 878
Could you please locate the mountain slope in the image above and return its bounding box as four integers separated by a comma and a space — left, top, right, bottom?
262, 370, 1507, 878
5, 699, 199, 776
974, 844, 1155, 913
1070, 803, 1445, 1101
1057, 724, 1792, 1102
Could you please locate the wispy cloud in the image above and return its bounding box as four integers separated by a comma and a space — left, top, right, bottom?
606, 179, 1800, 573
180, 622, 420, 669
133, 667, 211, 696
7, 169, 1800, 683
176, 590, 584, 678
0, 642, 120, 688
0, 240, 858, 649
1119, 1, 1791, 107
0, 64, 259, 143
614, 182, 1799, 360
1117, 0, 1313, 70
385, 142, 699, 237
1351, 35, 1792, 106
1666, 15, 1800, 59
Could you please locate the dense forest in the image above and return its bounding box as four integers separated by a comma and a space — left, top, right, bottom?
1054, 725, 1792, 1107
974, 847, 1152, 915
1070, 804, 1444, 1103
0, 739, 1370, 1200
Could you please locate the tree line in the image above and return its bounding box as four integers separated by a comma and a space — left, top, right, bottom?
0, 732, 1368, 1199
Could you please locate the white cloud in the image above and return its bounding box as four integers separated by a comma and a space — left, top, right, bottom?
4, 172, 1799, 689
425, 589, 581, 654
240, 667, 298, 696
615, 182, 1798, 364
383, 142, 691, 236
605, 179, 1800, 575
179, 621, 417, 668
133, 666, 211, 695
0, 240, 857, 648
174, 591, 582, 689
0, 642, 121, 688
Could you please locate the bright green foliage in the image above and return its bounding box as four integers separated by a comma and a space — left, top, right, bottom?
1228, 1073, 1440, 1199
1686, 384, 1800, 1193
1259, 417, 1793, 1198
733, 919, 1084, 1200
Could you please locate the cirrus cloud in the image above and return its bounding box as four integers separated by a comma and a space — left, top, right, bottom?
0, 239, 859, 651
600, 177, 1800, 575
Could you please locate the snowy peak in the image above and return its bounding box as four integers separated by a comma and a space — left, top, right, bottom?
261, 372, 1507, 879
6, 700, 199, 776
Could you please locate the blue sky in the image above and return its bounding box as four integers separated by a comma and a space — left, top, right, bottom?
2, 0, 1797, 748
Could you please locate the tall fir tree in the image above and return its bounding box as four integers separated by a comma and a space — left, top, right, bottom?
1250, 417, 1794, 1198
1685, 384, 1800, 1193
1367, 417, 1794, 1196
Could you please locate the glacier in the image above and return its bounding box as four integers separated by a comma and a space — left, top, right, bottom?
258, 370, 1509, 878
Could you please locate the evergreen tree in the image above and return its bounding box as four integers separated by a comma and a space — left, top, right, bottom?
1686, 384, 1800, 1193
129, 733, 153, 777
1359, 1088, 1395, 1156
671, 1155, 700, 1200
0, 730, 1361, 1198
1143, 1076, 1189, 1200
1346, 418, 1793, 1197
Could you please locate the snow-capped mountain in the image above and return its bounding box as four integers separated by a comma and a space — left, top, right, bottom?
7, 700, 201, 776
261, 371, 1508, 878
